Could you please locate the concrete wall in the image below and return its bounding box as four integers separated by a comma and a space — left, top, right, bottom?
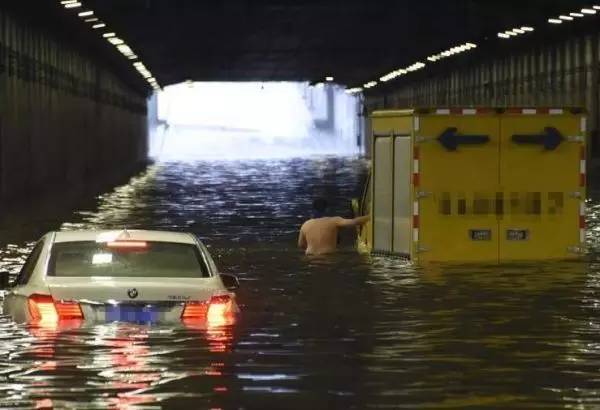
0, 8, 148, 203
364, 30, 600, 157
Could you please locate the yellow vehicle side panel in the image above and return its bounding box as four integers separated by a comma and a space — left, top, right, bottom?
499, 115, 584, 260
417, 115, 500, 263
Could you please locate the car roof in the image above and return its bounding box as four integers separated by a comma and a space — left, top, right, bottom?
52, 230, 198, 245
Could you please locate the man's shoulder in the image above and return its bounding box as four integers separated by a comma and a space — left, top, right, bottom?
303, 217, 341, 226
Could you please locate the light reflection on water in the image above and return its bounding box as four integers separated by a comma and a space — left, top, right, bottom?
1, 157, 600, 408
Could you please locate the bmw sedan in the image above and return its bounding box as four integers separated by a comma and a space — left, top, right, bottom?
1, 230, 239, 325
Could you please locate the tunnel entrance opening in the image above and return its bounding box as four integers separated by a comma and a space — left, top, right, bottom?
149, 82, 361, 160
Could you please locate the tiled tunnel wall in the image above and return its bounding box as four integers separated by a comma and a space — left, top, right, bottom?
365, 31, 600, 157
0, 9, 148, 203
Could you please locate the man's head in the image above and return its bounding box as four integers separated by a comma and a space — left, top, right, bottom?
313, 198, 328, 214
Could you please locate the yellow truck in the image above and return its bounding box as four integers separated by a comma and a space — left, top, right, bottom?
355, 108, 587, 263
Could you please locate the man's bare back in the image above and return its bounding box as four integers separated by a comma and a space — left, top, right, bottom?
298, 216, 369, 255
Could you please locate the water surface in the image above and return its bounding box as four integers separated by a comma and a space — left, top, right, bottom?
1, 157, 600, 409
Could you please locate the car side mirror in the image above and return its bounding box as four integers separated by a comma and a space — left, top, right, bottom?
219, 273, 239, 290
0, 271, 11, 290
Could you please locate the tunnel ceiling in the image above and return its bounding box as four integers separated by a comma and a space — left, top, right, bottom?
49, 0, 597, 87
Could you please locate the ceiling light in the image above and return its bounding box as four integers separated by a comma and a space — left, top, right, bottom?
521, 27, 534, 32
559, 15, 574, 20
513, 28, 525, 34
92, 23, 106, 29
108, 37, 124, 45
60, 0, 77, 3
102, 32, 116, 38
127, 55, 138, 60
325, 76, 334, 82
548, 18, 563, 24
64, 2, 82, 8
78, 11, 94, 17
570, 12, 584, 17
582, 8, 597, 14
84, 18, 99, 22
594, 6, 600, 10
498, 33, 510, 38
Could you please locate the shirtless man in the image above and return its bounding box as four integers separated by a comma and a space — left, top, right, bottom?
298, 198, 369, 255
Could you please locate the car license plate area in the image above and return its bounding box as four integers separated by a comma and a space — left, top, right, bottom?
105, 305, 162, 323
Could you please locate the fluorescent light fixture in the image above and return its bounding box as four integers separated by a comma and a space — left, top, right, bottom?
92, 23, 106, 29
594, 6, 600, 10
127, 55, 138, 60
498, 33, 510, 38
85, 18, 99, 22
548, 18, 563, 24
363, 81, 377, 89
581, 8, 597, 14
117, 44, 134, 55
513, 28, 525, 34
102, 32, 116, 38
559, 15, 574, 20
521, 26, 534, 31
60, 0, 77, 4
64, 2, 82, 8
325, 76, 334, 81
78, 10, 94, 17
570, 12, 584, 17
108, 37, 124, 45
345, 87, 363, 94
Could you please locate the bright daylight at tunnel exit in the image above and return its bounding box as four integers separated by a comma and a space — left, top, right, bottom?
1, 0, 600, 409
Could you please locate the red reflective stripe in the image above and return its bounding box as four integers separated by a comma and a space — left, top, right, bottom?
413, 146, 419, 159
581, 146, 586, 160
580, 174, 586, 187
537, 108, 549, 114
580, 215, 586, 229
413, 173, 420, 187
413, 215, 420, 228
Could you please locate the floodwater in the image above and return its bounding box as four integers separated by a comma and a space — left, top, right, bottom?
1, 157, 600, 409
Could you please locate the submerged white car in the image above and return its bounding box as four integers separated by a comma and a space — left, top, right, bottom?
0, 230, 239, 325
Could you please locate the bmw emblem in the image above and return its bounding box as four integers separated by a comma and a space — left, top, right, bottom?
127, 288, 138, 299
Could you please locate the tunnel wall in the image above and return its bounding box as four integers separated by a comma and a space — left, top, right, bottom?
364, 31, 600, 157
0, 9, 148, 203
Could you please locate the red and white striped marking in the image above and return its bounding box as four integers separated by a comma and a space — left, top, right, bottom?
434, 108, 493, 115
505, 108, 565, 115
580, 201, 586, 244
413, 146, 420, 187
580, 146, 586, 188
413, 200, 420, 243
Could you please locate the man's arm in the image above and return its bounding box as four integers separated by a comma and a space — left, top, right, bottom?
335, 215, 369, 228
298, 226, 307, 249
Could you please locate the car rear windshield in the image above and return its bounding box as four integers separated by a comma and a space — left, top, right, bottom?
48, 241, 210, 278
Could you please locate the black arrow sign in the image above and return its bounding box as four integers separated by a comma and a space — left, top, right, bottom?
512, 127, 564, 150
437, 128, 490, 151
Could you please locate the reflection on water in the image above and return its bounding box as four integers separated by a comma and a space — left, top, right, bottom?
1, 157, 600, 408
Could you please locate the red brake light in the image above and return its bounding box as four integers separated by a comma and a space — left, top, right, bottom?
207, 294, 234, 325
106, 241, 147, 249
28, 294, 83, 322
181, 301, 209, 320
181, 294, 235, 324
54, 301, 84, 320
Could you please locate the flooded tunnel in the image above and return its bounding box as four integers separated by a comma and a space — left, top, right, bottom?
2, 1, 600, 408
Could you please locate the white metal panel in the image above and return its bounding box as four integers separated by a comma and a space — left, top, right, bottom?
393, 136, 411, 255
373, 136, 393, 253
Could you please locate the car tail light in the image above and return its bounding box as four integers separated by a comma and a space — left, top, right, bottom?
181, 301, 209, 320
28, 294, 83, 322
207, 294, 234, 322
181, 294, 234, 323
